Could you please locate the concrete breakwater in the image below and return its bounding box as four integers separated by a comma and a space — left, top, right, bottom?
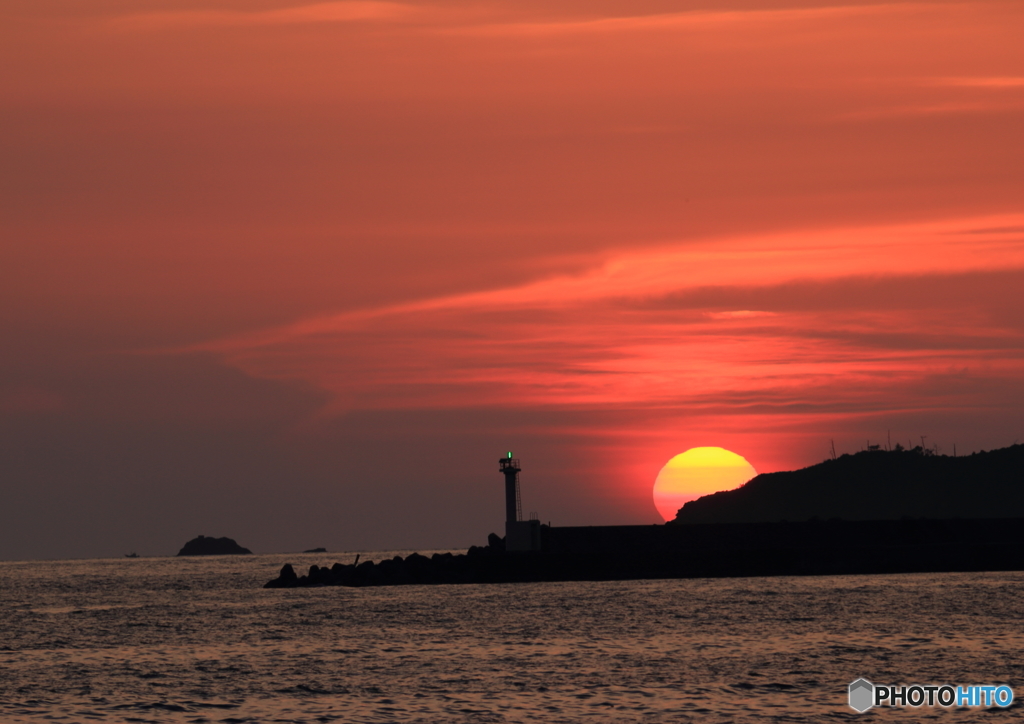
264, 518, 1024, 588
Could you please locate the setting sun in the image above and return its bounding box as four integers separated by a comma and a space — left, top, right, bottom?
653, 447, 757, 522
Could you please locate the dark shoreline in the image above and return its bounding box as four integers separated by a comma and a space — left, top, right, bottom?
265, 517, 1024, 588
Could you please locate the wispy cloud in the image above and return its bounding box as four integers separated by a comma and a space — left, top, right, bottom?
110, 2, 416, 30
183, 214, 1024, 423
838, 100, 1024, 120
929, 76, 1024, 89
106, 1, 934, 36
839, 75, 1024, 120
434, 3, 916, 38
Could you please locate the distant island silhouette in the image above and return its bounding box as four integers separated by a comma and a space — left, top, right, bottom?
672, 444, 1024, 524
177, 535, 252, 556
264, 444, 1024, 588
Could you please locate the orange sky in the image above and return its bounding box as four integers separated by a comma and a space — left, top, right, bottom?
2, 0, 1023, 558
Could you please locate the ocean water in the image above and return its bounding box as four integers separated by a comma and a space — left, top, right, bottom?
2, 554, 1023, 723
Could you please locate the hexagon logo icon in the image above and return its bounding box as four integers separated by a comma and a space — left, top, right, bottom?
849, 678, 874, 712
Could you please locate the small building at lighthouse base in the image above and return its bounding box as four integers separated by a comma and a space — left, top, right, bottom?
506, 520, 542, 552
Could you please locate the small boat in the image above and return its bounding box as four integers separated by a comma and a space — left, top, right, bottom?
124, 552, 139, 558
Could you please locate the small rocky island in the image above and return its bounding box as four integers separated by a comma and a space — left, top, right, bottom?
177, 535, 252, 556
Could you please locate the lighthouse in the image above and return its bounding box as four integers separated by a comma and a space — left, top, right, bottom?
499, 452, 541, 552
499, 451, 521, 524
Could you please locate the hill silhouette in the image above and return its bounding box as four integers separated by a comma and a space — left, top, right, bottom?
671, 444, 1024, 524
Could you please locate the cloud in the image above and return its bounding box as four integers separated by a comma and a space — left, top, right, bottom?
109, 2, 416, 30
840, 75, 1024, 120
104, 1, 945, 40
839, 100, 1024, 120
706, 311, 778, 320
180, 213, 1024, 425
435, 3, 914, 39
929, 77, 1024, 89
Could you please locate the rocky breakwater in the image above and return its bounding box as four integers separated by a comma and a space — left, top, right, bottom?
263, 534, 600, 588
263, 518, 1024, 588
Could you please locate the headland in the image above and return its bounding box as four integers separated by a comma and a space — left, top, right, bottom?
673, 443, 1024, 523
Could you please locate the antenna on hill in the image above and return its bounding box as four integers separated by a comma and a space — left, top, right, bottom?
830, 439, 837, 461
887, 429, 891, 452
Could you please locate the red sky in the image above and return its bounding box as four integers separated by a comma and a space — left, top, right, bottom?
2, 0, 1023, 558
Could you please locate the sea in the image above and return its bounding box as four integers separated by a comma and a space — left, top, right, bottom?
2, 553, 1023, 723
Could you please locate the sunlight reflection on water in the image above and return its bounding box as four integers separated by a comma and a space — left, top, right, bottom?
2, 554, 1023, 722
